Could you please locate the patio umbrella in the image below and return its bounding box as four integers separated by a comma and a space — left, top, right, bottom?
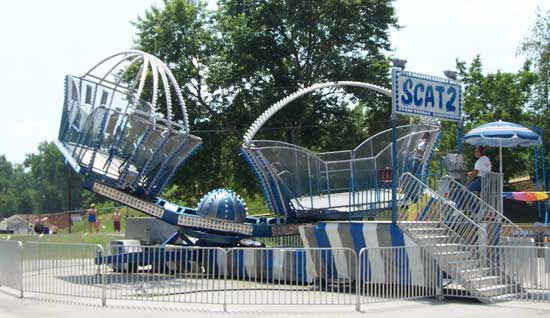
463, 120, 541, 173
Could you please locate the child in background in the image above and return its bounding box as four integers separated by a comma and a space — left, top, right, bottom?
95, 216, 102, 232
112, 208, 122, 233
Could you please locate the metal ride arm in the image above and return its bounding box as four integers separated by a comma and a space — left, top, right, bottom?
88, 181, 303, 239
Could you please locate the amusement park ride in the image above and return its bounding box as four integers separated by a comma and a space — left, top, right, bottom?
56, 50, 442, 245
55, 51, 529, 302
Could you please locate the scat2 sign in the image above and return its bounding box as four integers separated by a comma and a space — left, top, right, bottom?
392, 69, 462, 122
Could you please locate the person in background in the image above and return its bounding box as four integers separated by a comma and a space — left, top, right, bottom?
533, 217, 546, 246
95, 216, 102, 232
112, 208, 122, 233
41, 217, 50, 235
33, 219, 44, 235
86, 203, 97, 233
410, 132, 430, 174
465, 146, 492, 193
51, 223, 58, 235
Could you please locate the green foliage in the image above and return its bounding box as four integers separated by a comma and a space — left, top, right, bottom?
0, 156, 20, 217
4, 1, 548, 220
0, 142, 103, 217
132, 0, 398, 205
520, 9, 550, 176
437, 56, 537, 178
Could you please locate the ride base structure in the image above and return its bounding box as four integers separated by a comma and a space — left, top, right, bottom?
56, 51, 525, 302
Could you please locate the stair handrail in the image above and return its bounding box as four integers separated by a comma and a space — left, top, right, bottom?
398, 173, 487, 243
439, 175, 522, 238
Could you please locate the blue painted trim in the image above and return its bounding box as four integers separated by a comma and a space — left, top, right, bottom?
313, 224, 338, 278
534, 145, 542, 219
241, 149, 276, 212
115, 126, 152, 186
147, 137, 188, 193
255, 152, 290, 216
349, 223, 367, 254
155, 142, 202, 195
391, 119, 398, 224
457, 122, 463, 154
419, 131, 442, 183
417, 197, 435, 221
390, 224, 409, 284
533, 126, 548, 224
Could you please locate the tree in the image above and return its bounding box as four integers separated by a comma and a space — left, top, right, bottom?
520, 9, 550, 177
23, 142, 86, 214
0, 156, 18, 217
133, 0, 398, 204
437, 56, 537, 178
520, 9, 550, 117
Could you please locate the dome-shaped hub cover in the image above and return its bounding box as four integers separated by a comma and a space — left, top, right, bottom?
196, 189, 247, 223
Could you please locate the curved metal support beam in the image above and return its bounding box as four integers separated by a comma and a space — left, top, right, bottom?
243, 81, 391, 145
83, 50, 190, 134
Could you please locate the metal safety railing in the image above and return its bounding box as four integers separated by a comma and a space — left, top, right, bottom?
2, 233, 125, 250
101, 245, 226, 306
20, 242, 104, 303
397, 173, 486, 247
357, 246, 440, 307
0, 240, 23, 297
438, 244, 550, 302
243, 124, 440, 217
439, 175, 522, 243
487, 244, 550, 301
1, 241, 550, 309
481, 172, 504, 214
225, 247, 357, 306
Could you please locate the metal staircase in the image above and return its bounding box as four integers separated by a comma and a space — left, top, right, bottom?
397, 173, 524, 303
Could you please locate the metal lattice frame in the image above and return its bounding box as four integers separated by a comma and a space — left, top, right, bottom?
56, 50, 202, 196
241, 81, 440, 218
243, 81, 392, 145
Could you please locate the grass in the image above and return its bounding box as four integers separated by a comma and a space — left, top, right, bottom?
0, 205, 142, 247
0, 193, 273, 246
243, 195, 272, 216
57, 205, 147, 235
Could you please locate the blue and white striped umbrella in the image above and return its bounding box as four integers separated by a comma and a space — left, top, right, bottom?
464, 121, 541, 147
464, 120, 541, 173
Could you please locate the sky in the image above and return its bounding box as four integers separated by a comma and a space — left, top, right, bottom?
0, 0, 548, 164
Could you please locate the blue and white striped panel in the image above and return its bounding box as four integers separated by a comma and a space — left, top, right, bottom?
325, 223, 350, 279
216, 249, 227, 275
299, 222, 434, 287
403, 235, 425, 286
272, 249, 286, 281
243, 249, 258, 278
299, 226, 318, 281
361, 223, 385, 283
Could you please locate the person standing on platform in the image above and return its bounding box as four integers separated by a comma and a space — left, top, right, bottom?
112, 208, 122, 233
410, 132, 430, 174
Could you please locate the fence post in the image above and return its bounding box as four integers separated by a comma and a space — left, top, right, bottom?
18, 241, 23, 298
436, 250, 444, 301
223, 248, 227, 312
356, 249, 362, 312
97, 244, 106, 307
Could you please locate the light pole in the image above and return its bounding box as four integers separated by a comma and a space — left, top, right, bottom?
444, 69, 462, 153
390, 58, 407, 224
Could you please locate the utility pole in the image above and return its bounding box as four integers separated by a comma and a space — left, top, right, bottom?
67, 166, 72, 234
